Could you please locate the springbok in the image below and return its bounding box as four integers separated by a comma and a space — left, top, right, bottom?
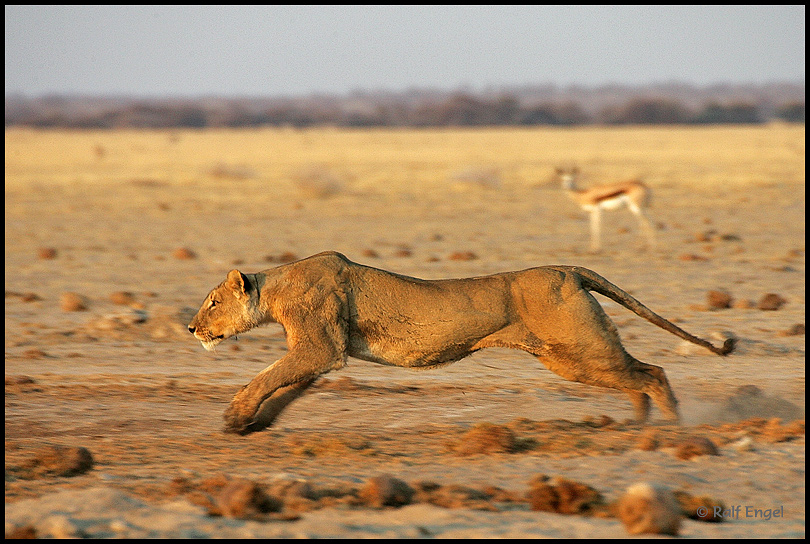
556, 167, 656, 252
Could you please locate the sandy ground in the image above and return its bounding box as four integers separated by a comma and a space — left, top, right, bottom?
5, 133, 806, 538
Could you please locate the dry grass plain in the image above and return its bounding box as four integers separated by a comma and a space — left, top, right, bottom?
5, 124, 805, 538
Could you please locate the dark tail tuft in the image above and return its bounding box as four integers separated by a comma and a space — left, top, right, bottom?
717, 337, 736, 356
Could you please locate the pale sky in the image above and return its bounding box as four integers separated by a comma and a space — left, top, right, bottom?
4, 5, 805, 97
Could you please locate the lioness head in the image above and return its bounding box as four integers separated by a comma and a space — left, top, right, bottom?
188, 269, 261, 351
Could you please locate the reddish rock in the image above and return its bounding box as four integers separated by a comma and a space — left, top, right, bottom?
758, 293, 787, 311
528, 475, 604, 515
447, 251, 478, 261
172, 247, 197, 260
38, 247, 58, 259
359, 474, 414, 508
213, 478, 282, 519
706, 290, 733, 310
454, 423, 516, 455
60, 292, 88, 312
17, 445, 93, 478
674, 437, 719, 460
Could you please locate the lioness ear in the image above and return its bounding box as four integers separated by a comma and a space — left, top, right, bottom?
226, 269, 248, 296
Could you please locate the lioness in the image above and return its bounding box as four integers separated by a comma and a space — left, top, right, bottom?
188, 251, 734, 434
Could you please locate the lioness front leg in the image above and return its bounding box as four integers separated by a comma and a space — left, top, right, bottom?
224, 376, 318, 434
224, 350, 346, 434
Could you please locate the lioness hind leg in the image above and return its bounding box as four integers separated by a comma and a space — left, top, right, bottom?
539, 350, 680, 423
627, 391, 651, 422
626, 359, 680, 423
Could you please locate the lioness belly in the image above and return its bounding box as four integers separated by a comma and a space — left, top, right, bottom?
347, 308, 509, 368
347, 331, 482, 368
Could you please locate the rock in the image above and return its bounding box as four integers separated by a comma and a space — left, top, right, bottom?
551, 477, 605, 515
758, 293, 787, 311
359, 474, 414, 508
778, 323, 805, 336
60, 292, 88, 312
38, 247, 58, 259
678, 253, 708, 261
22, 348, 48, 359
447, 251, 478, 261
109, 291, 137, 306
454, 423, 516, 455
674, 437, 719, 460
264, 252, 297, 263
266, 474, 315, 501
5, 375, 37, 386
706, 289, 733, 310
413, 481, 496, 510
213, 478, 281, 519
616, 482, 682, 535
172, 247, 197, 260
5, 524, 37, 538
759, 418, 805, 443
695, 230, 716, 242
528, 475, 605, 515
16, 445, 94, 478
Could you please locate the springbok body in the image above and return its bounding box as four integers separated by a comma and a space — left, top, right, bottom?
556, 167, 656, 252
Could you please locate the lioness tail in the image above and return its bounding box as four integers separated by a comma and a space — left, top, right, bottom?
560, 266, 735, 356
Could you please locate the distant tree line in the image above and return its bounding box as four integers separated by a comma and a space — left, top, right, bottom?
4, 92, 804, 129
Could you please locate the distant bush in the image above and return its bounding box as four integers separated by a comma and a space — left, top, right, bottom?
692, 102, 763, 124
774, 102, 805, 123
599, 98, 691, 125
3, 90, 803, 128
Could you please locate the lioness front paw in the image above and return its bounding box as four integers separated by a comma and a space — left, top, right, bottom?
223, 405, 259, 435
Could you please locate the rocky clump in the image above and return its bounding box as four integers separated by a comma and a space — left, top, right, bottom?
758, 293, 787, 311
11, 445, 94, 479
359, 474, 415, 508
616, 482, 682, 535
452, 422, 517, 455
38, 247, 58, 259
211, 478, 283, 520
60, 292, 88, 311
527, 475, 606, 515
706, 289, 733, 310
172, 247, 197, 260
674, 436, 720, 460
447, 251, 478, 261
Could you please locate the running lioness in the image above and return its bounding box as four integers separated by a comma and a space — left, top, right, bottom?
189, 251, 734, 434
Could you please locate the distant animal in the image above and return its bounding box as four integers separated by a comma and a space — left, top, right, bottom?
188, 251, 734, 435
555, 167, 657, 252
